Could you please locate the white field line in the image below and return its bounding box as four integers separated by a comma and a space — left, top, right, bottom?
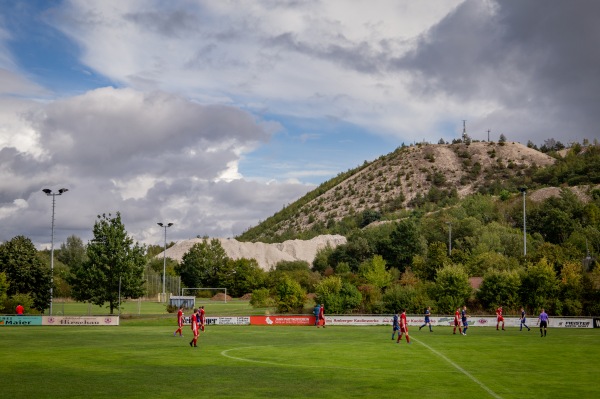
221, 345, 452, 374
412, 337, 502, 399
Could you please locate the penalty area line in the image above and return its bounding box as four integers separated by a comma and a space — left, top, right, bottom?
412, 337, 502, 399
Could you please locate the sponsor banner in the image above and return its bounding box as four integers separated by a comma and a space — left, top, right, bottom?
250, 315, 314, 326
329, 316, 389, 326
0, 315, 43, 326
43, 316, 119, 326
552, 318, 593, 328
594, 318, 600, 329
205, 316, 250, 326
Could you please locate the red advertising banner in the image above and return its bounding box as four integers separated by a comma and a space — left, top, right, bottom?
250, 315, 315, 326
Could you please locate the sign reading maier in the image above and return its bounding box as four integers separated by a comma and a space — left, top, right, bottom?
0, 315, 119, 326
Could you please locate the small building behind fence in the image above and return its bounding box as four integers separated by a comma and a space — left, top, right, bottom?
169, 296, 196, 309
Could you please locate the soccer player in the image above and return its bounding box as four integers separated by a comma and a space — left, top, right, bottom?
199, 306, 206, 332
419, 306, 433, 332
174, 305, 184, 337
314, 303, 321, 327
453, 307, 461, 334
318, 303, 326, 328
519, 307, 531, 331
190, 308, 199, 347
538, 308, 549, 337
496, 306, 505, 331
392, 311, 400, 340
15, 303, 24, 315
396, 309, 411, 344
461, 305, 469, 335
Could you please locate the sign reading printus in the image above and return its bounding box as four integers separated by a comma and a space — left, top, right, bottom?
43, 316, 120, 326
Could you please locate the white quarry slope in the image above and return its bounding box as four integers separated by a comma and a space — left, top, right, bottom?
158, 234, 347, 271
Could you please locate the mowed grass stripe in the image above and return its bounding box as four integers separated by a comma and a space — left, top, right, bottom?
1, 324, 599, 398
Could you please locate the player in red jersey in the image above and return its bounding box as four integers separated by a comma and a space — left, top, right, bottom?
396, 309, 411, 344
496, 306, 505, 331
453, 307, 461, 334
199, 306, 206, 332
174, 305, 184, 337
189, 308, 199, 348
318, 303, 326, 328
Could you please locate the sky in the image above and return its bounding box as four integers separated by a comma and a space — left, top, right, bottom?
1, 0, 599, 249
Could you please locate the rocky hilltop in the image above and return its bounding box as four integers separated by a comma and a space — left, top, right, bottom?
239, 141, 555, 241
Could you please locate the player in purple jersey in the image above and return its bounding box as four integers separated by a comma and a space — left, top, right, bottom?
391, 311, 400, 340
538, 308, 549, 337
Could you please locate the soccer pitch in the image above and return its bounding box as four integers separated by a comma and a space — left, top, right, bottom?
1, 323, 598, 398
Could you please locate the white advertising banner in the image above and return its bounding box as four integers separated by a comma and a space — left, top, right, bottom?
206, 316, 250, 326
551, 318, 593, 328
182, 316, 250, 325
42, 316, 120, 326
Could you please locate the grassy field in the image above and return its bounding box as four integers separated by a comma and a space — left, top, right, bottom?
1, 321, 598, 399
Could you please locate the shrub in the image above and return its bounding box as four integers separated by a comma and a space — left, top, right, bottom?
250, 287, 272, 308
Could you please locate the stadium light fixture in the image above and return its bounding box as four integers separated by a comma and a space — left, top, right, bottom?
157, 222, 174, 303
43, 188, 69, 315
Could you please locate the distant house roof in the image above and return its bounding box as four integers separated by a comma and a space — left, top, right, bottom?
469, 277, 483, 290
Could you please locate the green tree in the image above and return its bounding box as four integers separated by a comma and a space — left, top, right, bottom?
340, 282, 362, 312
382, 283, 430, 314
359, 255, 392, 289
433, 264, 472, 314
69, 213, 146, 314
57, 235, 87, 268
0, 272, 9, 310
217, 258, 265, 297
520, 258, 559, 313
314, 275, 344, 313
55, 235, 88, 298
275, 276, 306, 313
413, 241, 448, 280
559, 261, 584, 315
476, 269, 521, 311
250, 287, 273, 308
0, 235, 51, 311
381, 219, 426, 272
312, 244, 334, 273
175, 238, 229, 289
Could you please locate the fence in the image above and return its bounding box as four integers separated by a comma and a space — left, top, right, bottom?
143, 273, 181, 301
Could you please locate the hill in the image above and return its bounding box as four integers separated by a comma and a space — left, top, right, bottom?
238, 141, 555, 242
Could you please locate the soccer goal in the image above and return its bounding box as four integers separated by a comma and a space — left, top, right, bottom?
181, 288, 229, 303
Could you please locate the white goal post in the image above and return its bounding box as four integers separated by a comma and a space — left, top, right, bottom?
181, 288, 228, 303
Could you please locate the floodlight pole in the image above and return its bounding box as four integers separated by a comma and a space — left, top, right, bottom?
519, 188, 527, 256
157, 222, 173, 303
447, 222, 452, 256
42, 188, 68, 315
